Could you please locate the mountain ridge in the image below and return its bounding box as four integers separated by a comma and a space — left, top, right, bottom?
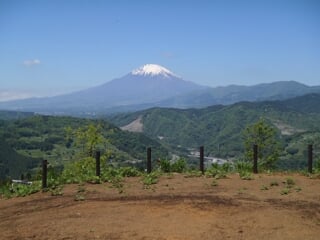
0, 62, 319, 115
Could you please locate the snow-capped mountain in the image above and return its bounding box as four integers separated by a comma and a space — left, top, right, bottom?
3, 63, 318, 115
0, 64, 205, 113
131, 64, 179, 78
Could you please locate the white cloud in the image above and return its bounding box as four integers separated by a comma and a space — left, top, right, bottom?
0, 91, 35, 102
23, 59, 41, 67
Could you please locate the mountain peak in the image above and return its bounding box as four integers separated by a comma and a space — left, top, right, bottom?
131, 64, 178, 78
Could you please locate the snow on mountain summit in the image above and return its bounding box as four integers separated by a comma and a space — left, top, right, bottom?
131, 64, 178, 78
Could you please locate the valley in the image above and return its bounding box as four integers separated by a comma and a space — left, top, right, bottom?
1, 93, 320, 181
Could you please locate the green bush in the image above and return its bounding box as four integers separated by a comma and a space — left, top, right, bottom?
314, 159, 320, 173
9, 181, 42, 197
234, 160, 254, 180
158, 158, 187, 173
118, 167, 141, 177
61, 157, 96, 183
205, 163, 227, 179
239, 171, 254, 180
158, 159, 171, 173
235, 160, 252, 173
171, 158, 187, 173
142, 171, 160, 186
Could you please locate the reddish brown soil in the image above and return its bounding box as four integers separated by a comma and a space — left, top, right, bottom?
1, 173, 320, 240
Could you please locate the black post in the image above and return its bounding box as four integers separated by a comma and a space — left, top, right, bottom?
308, 144, 313, 174
96, 151, 101, 177
42, 160, 47, 189
147, 147, 152, 174
253, 144, 258, 174
200, 146, 204, 174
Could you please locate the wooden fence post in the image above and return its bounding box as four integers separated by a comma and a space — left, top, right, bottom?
253, 144, 258, 174
147, 147, 152, 174
308, 144, 313, 174
96, 151, 101, 177
42, 160, 47, 189
200, 146, 204, 174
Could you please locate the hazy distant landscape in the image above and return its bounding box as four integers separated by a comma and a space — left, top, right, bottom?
1, 65, 320, 115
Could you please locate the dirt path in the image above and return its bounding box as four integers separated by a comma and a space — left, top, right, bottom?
1, 173, 320, 240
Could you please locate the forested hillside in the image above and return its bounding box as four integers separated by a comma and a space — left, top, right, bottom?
109, 94, 320, 169
0, 115, 169, 180
0, 136, 40, 180
0, 110, 35, 120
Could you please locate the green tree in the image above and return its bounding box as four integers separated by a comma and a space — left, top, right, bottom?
74, 124, 106, 157
243, 119, 280, 169
64, 126, 73, 148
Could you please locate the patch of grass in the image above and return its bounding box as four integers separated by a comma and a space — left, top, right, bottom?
235, 161, 254, 180
280, 188, 291, 195
294, 186, 302, 192
184, 170, 202, 178
0, 184, 12, 199
50, 185, 63, 196
239, 171, 254, 180
285, 177, 295, 187
260, 185, 269, 191
142, 172, 159, 186
74, 194, 85, 201
119, 167, 141, 177
270, 180, 279, 186
235, 161, 252, 173
109, 175, 124, 194
205, 164, 227, 179
158, 158, 187, 173
77, 185, 86, 193
211, 180, 218, 187
9, 181, 42, 197
75, 185, 86, 201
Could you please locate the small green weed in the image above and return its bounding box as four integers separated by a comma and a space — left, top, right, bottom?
239, 171, 254, 180
184, 170, 202, 178
205, 163, 227, 179
235, 161, 252, 173
77, 186, 86, 193
286, 177, 295, 187
235, 161, 254, 180
260, 185, 269, 191
75, 185, 86, 201
74, 194, 85, 201
211, 180, 218, 187
142, 172, 159, 186
109, 175, 124, 194
294, 186, 302, 192
270, 180, 279, 186
280, 188, 290, 195
50, 185, 64, 196
119, 167, 141, 177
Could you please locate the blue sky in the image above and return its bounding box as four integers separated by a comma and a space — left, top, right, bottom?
0, 0, 319, 100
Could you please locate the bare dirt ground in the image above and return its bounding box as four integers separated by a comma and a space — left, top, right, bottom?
120, 116, 143, 133
1, 173, 320, 240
